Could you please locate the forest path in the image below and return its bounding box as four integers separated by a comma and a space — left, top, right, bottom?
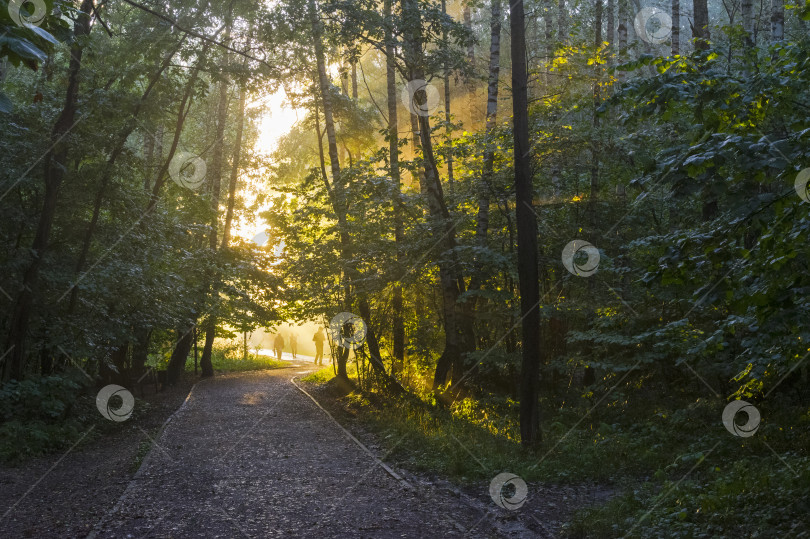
88, 367, 515, 538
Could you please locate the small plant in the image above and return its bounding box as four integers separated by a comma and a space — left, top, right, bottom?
0, 374, 95, 464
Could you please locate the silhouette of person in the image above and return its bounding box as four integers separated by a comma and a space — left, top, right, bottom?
313, 328, 326, 366
290, 334, 298, 359
273, 333, 285, 360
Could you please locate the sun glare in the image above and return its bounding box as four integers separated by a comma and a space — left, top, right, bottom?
233, 88, 302, 246
253, 88, 301, 155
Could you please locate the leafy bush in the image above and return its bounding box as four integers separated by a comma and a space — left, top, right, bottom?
0, 375, 86, 423
0, 374, 93, 463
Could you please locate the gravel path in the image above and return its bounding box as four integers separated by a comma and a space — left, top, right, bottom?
87, 367, 515, 538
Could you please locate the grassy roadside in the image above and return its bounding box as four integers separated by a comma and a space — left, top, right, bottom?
302, 368, 810, 537
184, 351, 288, 373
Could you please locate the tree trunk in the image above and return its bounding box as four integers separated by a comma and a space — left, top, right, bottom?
144, 129, 154, 192
476, 0, 502, 252
617, 13, 628, 82
464, 6, 475, 62
151, 125, 164, 190
606, 0, 615, 47
557, 0, 568, 42
402, 0, 465, 390
583, 0, 604, 388
3, 0, 94, 382
385, 0, 406, 372
221, 86, 246, 249
351, 60, 358, 100
148, 42, 211, 210
200, 16, 233, 379
664, 0, 678, 54
441, 0, 455, 189
544, 0, 554, 69
511, 0, 543, 446
590, 0, 602, 225
741, 0, 754, 48
143, 43, 211, 384
771, 0, 784, 41
356, 298, 389, 377
132, 328, 151, 374
693, 0, 710, 50
309, 0, 354, 381
167, 326, 194, 385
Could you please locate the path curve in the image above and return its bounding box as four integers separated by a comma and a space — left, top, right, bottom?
88, 367, 505, 538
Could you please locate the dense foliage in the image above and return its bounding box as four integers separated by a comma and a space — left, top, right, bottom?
1, 0, 809, 535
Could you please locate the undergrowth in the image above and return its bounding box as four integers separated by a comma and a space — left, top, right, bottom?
306, 369, 810, 537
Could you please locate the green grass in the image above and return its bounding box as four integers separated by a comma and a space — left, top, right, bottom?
305, 373, 810, 537
183, 348, 288, 373
300, 363, 358, 383
301, 367, 337, 383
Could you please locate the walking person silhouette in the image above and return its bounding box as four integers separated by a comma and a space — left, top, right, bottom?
290, 334, 298, 359
313, 328, 326, 366
273, 333, 285, 360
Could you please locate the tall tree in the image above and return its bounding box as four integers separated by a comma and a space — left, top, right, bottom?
200, 10, 234, 379
67, 37, 186, 314
617, 6, 628, 82
401, 0, 466, 390
475, 0, 502, 247
510, 0, 543, 445
308, 0, 350, 380
771, 0, 785, 41
463, 4, 475, 62
557, 0, 568, 42
307, 0, 388, 381
741, 0, 755, 48
672, 0, 680, 55
441, 0, 455, 188
693, 0, 710, 50
544, 0, 555, 62
385, 0, 406, 371
3, 0, 95, 382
